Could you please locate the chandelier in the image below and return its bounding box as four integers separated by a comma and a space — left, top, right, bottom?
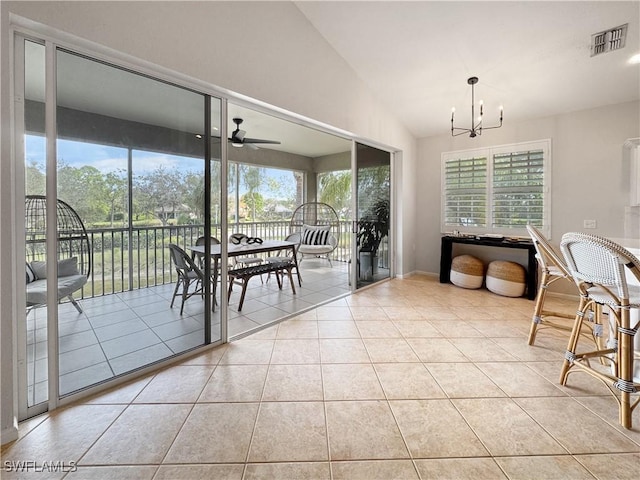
451, 76, 503, 137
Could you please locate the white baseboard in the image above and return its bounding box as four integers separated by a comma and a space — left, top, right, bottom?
397, 270, 438, 279
1, 421, 19, 446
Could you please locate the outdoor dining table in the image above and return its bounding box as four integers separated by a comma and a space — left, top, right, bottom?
188, 239, 302, 305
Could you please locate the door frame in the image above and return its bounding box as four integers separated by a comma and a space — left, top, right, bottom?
350, 140, 396, 291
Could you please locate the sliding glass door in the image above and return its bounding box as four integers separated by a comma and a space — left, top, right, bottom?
18, 37, 222, 418
223, 103, 353, 337
354, 143, 392, 289
15, 31, 394, 421
21, 39, 47, 416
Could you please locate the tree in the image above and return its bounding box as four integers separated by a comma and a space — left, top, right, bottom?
240, 165, 263, 222
133, 165, 186, 225
183, 160, 223, 224
319, 170, 352, 219
57, 161, 109, 225
357, 165, 390, 221
183, 172, 205, 222
210, 160, 223, 224
266, 175, 294, 202
357, 165, 390, 201
103, 169, 127, 227
241, 191, 264, 221
25, 161, 46, 196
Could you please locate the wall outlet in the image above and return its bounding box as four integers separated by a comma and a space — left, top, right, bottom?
583, 219, 597, 229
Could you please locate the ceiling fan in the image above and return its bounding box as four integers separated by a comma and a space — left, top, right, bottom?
229, 117, 281, 149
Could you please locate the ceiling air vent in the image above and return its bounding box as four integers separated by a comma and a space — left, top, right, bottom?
591, 24, 628, 57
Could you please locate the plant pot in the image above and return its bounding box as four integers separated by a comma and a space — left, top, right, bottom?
359, 251, 377, 281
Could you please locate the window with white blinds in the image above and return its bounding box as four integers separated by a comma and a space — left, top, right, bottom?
443, 156, 487, 227
441, 140, 550, 236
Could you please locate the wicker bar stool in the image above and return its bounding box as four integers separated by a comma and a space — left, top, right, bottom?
560, 232, 640, 429
526, 225, 602, 346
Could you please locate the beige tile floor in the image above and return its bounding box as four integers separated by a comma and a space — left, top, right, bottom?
3, 275, 639, 479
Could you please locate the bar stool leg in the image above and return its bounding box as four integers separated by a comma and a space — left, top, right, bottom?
617, 304, 634, 428
560, 295, 590, 385
528, 270, 550, 345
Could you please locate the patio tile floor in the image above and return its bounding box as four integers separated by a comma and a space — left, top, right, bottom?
25, 259, 350, 403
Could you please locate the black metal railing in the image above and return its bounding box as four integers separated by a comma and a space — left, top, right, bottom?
80, 220, 378, 299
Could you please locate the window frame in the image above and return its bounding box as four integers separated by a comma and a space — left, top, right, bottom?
441, 139, 551, 238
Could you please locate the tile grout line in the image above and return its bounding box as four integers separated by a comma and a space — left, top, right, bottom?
239, 334, 278, 476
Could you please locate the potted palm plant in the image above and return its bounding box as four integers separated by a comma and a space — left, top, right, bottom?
357, 198, 390, 280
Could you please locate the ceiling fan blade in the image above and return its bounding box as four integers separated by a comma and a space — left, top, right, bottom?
243, 137, 281, 145
228, 118, 280, 147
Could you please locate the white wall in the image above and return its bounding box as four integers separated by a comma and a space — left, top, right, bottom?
0, 1, 417, 442
416, 100, 640, 278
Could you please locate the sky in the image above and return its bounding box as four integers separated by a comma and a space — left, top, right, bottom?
25, 135, 295, 198
26, 135, 202, 174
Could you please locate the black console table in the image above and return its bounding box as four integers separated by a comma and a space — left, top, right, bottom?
439, 235, 538, 300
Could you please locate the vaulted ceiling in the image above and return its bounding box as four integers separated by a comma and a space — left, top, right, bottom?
296, 1, 640, 138
24, 1, 640, 157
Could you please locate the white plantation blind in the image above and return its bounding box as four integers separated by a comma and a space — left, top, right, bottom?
492, 149, 544, 229
442, 140, 550, 235
444, 156, 487, 227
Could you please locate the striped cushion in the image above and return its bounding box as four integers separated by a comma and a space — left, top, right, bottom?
302, 224, 331, 245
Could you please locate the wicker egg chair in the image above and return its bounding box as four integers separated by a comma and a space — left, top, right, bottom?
25, 195, 91, 313
289, 202, 340, 266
